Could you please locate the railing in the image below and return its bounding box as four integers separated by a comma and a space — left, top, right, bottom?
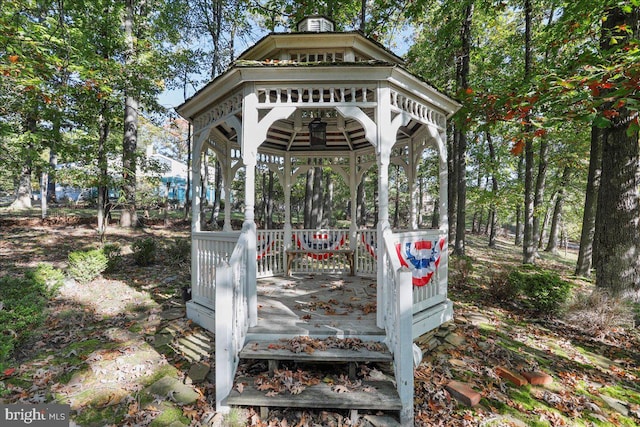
191, 231, 241, 307
256, 229, 285, 277
289, 229, 351, 275
215, 228, 253, 413
382, 227, 414, 426
355, 229, 377, 275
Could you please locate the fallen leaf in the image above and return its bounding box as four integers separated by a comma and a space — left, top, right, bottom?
236, 382, 245, 393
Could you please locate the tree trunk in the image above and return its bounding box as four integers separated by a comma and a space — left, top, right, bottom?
47, 147, 57, 203
575, 127, 602, 276
10, 116, 36, 210
546, 167, 570, 253
97, 103, 110, 237
210, 159, 222, 228
304, 161, 314, 228
322, 172, 333, 227
522, 0, 536, 264
311, 165, 323, 228
594, 6, 640, 296
515, 155, 524, 245
431, 198, 439, 228
533, 139, 549, 248
448, 132, 457, 242
120, 0, 138, 228
487, 130, 499, 247
357, 178, 365, 226
454, 1, 474, 256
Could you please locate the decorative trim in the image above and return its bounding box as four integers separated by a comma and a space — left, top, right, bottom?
390, 90, 446, 130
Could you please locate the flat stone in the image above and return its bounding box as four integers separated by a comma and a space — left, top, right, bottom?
522, 371, 553, 386
363, 414, 401, 426
466, 312, 491, 326
445, 380, 481, 406
161, 308, 185, 320
188, 362, 211, 383
153, 333, 173, 348
444, 332, 465, 347
601, 395, 629, 416
146, 376, 199, 405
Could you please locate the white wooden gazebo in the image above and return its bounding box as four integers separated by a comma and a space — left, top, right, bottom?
177, 16, 460, 425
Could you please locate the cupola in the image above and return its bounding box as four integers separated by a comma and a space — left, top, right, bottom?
296, 15, 334, 32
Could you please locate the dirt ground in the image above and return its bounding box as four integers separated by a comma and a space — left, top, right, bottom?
1, 215, 639, 426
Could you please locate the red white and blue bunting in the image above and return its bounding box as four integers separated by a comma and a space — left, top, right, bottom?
295, 231, 346, 259
257, 235, 275, 260
361, 233, 377, 259
395, 237, 445, 287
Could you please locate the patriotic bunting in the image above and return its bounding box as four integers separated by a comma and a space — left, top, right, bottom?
257, 235, 275, 260
361, 233, 377, 259
295, 231, 346, 259
395, 237, 445, 287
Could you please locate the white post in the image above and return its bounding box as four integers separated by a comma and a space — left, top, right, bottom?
349, 151, 357, 251
397, 267, 415, 426
215, 263, 233, 413
284, 152, 293, 250
437, 129, 449, 298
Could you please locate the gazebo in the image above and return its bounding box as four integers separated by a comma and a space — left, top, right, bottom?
177, 16, 460, 426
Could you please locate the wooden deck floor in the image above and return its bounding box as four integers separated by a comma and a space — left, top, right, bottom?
249, 273, 384, 340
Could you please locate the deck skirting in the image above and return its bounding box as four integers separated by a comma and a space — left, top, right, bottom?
186, 300, 216, 331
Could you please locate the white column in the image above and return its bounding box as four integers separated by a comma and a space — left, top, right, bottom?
349, 151, 357, 251
223, 145, 232, 232
284, 152, 292, 250
408, 138, 418, 230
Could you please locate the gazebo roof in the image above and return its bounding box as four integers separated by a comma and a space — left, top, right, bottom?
177, 23, 460, 155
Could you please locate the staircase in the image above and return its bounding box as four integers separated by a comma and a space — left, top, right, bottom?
223, 337, 403, 424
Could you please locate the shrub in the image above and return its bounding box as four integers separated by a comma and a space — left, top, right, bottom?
67, 249, 108, 283
132, 237, 157, 266
564, 289, 635, 338
25, 263, 65, 297
488, 270, 519, 302
508, 265, 571, 314
450, 255, 474, 286
102, 243, 123, 273
166, 238, 190, 266
0, 266, 57, 370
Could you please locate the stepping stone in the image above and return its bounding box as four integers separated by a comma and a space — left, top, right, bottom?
188, 362, 211, 383
444, 332, 465, 347
495, 367, 528, 386
161, 308, 185, 320
146, 376, 199, 405
522, 371, 553, 386
445, 380, 481, 406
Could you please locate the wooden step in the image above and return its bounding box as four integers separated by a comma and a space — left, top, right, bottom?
240, 340, 393, 364
225, 377, 402, 412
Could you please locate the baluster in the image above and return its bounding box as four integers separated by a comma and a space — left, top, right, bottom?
330, 87, 335, 103
340, 87, 346, 103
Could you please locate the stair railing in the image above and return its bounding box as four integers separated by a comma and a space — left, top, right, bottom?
215, 225, 254, 412
382, 227, 415, 426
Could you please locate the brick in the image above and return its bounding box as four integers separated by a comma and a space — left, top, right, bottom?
522, 371, 553, 386
445, 380, 482, 406
495, 366, 528, 386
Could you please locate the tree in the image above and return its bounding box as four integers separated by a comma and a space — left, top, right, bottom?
593, 6, 640, 296
575, 128, 602, 276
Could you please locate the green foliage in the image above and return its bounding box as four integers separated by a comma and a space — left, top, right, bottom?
67, 249, 108, 283
0, 265, 61, 370
450, 254, 474, 286
488, 270, 519, 302
102, 243, 123, 273
508, 265, 572, 314
165, 237, 190, 266
132, 237, 157, 266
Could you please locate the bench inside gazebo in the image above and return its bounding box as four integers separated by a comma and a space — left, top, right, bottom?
177, 16, 460, 426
